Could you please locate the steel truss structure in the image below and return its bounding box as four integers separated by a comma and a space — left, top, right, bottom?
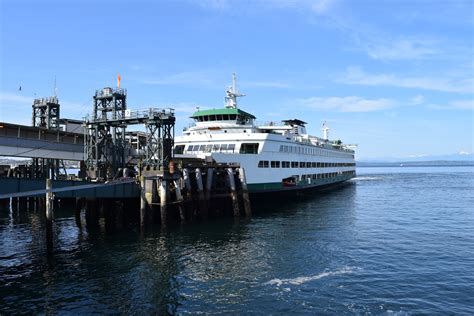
84, 87, 175, 180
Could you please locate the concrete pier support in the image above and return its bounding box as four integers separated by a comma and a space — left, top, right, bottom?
238, 168, 252, 217
195, 168, 207, 219
227, 168, 240, 217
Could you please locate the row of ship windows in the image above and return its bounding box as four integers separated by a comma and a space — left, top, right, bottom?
174, 143, 259, 155
301, 170, 356, 180
258, 161, 356, 168
279, 145, 352, 158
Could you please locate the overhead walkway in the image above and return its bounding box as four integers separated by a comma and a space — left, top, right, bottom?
0, 122, 84, 160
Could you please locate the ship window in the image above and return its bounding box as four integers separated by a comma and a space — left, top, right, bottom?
228, 144, 235, 152
174, 145, 185, 154
220, 144, 228, 151
291, 161, 298, 168
229, 114, 237, 120
223, 114, 229, 120
312, 162, 316, 168
199, 145, 206, 151
279, 145, 283, 152
216, 115, 223, 120
258, 160, 269, 168
271, 161, 280, 168
212, 144, 220, 151
240, 143, 259, 154
205, 145, 212, 152
299, 162, 304, 168
203, 116, 209, 121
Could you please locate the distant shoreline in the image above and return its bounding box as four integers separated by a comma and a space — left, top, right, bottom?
357, 161, 474, 167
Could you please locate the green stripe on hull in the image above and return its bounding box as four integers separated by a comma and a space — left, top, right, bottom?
247, 175, 354, 193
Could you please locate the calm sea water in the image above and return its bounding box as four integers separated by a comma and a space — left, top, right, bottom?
1, 166, 473, 314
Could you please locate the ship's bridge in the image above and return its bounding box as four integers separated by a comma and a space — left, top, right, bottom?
185, 108, 256, 133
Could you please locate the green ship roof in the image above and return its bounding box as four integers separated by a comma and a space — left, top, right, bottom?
190, 108, 256, 119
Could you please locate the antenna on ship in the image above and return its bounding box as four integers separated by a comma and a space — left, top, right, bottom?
225, 73, 245, 109
53, 75, 58, 98
322, 121, 330, 140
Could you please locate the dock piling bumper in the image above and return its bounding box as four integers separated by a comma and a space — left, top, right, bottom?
195, 168, 207, 219
140, 175, 147, 226
45, 179, 53, 221
159, 179, 168, 224
238, 168, 252, 217
227, 168, 240, 217
174, 179, 186, 222
205, 168, 214, 210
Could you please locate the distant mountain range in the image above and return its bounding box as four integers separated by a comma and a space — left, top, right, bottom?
357, 152, 474, 167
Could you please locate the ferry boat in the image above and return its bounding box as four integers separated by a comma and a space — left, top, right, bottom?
173, 74, 356, 194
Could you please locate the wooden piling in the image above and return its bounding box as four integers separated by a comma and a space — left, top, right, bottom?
174, 179, 186, 222
205, 167, 214, 210
75, 197, 83, 228
182, 168, 193, 220
227, 168, 240, 217
159, 179, 168, 224
238, 167, 252, 217
45, 179, 53, 221
140, 175, 147, 226
195, 168, 207, 219
45, 178, 53, 253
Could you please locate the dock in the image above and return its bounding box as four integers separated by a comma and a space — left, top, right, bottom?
0, 85, 252, 251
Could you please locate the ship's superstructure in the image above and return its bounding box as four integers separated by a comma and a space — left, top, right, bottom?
173, 74, 356, 193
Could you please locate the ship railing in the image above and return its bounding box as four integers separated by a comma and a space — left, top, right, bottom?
254, 121, 286, 127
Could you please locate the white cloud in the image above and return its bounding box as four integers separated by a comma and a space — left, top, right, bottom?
141, 71, 220, 87
427, 99, 474, 110
450, 100, 474, 110
363, 38, 438, 61
244, 81, 290, 88
340, 66, 474, 94
195, 0, 336, 14
0, 92, 33, 105
410, 95, 425, 105
297, 96, 393, 112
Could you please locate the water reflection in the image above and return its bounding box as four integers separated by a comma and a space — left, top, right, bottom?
0, 182, 359, 314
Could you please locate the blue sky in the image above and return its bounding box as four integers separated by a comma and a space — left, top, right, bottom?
0, 0, 473, 159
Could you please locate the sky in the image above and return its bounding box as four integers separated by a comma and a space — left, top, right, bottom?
0, 0, 473, 159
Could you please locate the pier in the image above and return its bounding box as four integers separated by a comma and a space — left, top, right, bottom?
0, 86, 252, 251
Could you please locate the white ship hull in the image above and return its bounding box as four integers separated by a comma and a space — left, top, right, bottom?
173, 74, 356, 194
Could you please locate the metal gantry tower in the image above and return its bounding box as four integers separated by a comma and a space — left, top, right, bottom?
84, 87, 176, 180
84, 87, 127, 179
32, 96, 60, 129
31, 96, 63, 179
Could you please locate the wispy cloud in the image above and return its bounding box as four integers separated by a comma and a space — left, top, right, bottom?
428, 99, 474, 110
140, 70, 221, 88
410, 94, 425, 105
0, 92, 33, 105
339, 66, 474, 94
296, 96, 393, 112
361, 38, 438, 61
194, 0, 336, 14
244, 81, 290, 88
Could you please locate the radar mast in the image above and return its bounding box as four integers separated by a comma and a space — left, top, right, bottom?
322, 121, 330, 140
225, 73, 245, 109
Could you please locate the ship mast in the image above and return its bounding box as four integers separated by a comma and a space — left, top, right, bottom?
322, 121, 330, 140
225, 73, 245, 109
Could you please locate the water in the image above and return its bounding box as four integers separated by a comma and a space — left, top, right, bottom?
1, 166, 473, 314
